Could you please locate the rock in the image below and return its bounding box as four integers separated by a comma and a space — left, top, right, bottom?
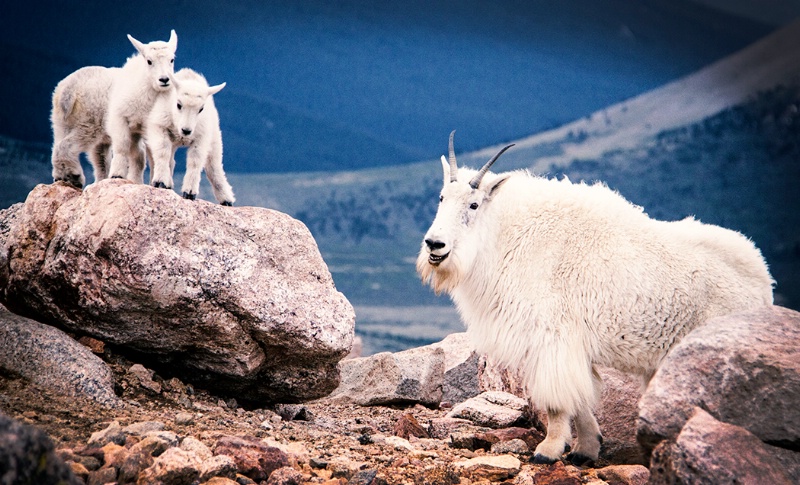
594, 366, 645, 465
100, 442, 129, 470
0, 411, 81, 485
638, 305, 800, 454
453, 454, 521, 481
393, 413, 430, 439
275, 404, 314, 422
118, 447, 154, 484
648, 408, 799, 484
175, 412, 195, 425
490, 438, 529, 454
88, 421, 127, 447
88, 466, 118, 485
446, 391, 529, 428
213, 435, 290, 482
200, 455, 238, 482
181, 436, 214, 461
426, 332, 481, 404
383, 435, 414, 451
529, 461, 581, 484
142, 430, 180, 449
203, 478, 240, 485
78, 335, 105, 354
346, 469, 378, 485
127, 364, 163, 394
596, 464, 650, 485
136, 447, 201, 485
328, 345, 444, 406
267, 466, 305, 485
262, 437, 310, 468
413, 466, 460, 485
474, 427, 543, 452
426, 417, 474, 440
0, 305, 121, 408
123, 420, 166, 437
68, 460, 90, 481
0, 181, 355, 403
477, 354, 527, 397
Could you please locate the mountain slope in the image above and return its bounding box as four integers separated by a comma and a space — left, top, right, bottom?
500, 18, 800, 172
0, 0, 773, 172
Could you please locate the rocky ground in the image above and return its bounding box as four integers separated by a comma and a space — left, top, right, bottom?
0, 345, 648, 485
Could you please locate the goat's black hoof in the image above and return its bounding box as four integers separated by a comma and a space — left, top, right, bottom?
153, 181, 169, 189
182, 192, 196, 200
531, 453, 558, 465
54, 176, 83, 190
566, 452, 594, 467
220, 200, 233, 206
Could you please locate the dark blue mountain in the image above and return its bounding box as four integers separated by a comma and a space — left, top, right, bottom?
0, 0, 771, 172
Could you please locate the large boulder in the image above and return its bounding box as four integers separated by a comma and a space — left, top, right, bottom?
0, 304, 121, 408
637, 305, 800, 454
326, 345, 444, 406
0, 181, 355, 403
648, 408, 800, 484
422, 332, 480, 404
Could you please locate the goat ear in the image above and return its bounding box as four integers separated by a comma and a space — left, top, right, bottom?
487, 174, 510, 198
208, 82, 226, 97
439, 155, 450, 186
168, 29, 178, 51
128, 34, 146, 55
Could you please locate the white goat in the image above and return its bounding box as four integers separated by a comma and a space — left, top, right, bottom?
417, 131, 774, 465
106, 30, 177, 184
145, 68, 234, 205
50, 66, 118, 188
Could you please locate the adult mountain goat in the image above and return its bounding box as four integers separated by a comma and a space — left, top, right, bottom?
417, 132, 774, 465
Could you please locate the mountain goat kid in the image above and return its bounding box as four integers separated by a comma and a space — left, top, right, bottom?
50, 66, 119, 188
417, 132, 774, 465
145, 68, 234, 205
107, 30, 178, 184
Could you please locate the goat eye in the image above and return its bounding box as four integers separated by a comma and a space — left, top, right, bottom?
177, 103, 182, 110
170, 58, 174, 64
439, 195, 443, 202
147, 59, 153, 66
469, 202, 479, 210
199, 106, 204, 113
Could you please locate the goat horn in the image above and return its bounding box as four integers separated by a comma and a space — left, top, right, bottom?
469, 143, 515, 189
448, 130, 458, 183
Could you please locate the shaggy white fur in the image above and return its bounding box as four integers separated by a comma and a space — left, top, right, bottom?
145, 68, 234, 205
417, 133, 773, 465
106, 30, 177, 184
50, 66, 119, 188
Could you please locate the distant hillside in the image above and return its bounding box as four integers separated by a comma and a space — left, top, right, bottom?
0, 0, 772, 172
240, 86, 800, 309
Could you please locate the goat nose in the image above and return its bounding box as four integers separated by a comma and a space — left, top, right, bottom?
182, 128, 192, 136
425, 239, 446, 251
159, 76, 170, 85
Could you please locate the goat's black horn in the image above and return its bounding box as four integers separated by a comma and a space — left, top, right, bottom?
469, 143, 515, 189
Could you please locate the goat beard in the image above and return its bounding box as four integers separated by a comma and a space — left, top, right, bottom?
416, 250, 463, 295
